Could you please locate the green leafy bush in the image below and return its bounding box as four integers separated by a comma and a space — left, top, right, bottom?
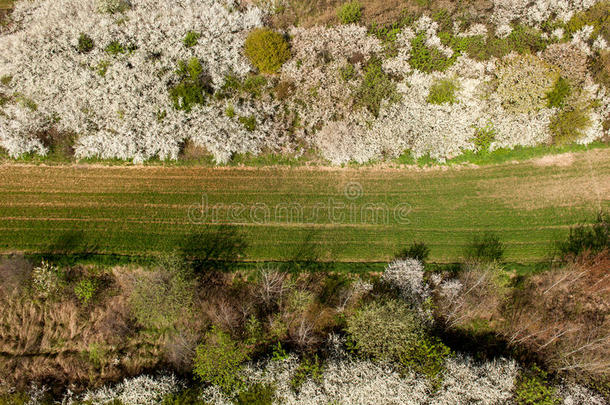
243, 75, 267, 97
236, 383, 275, 405
472, 122, 496, 153
514, 365, 560, 405
396, 241, 430, 262
346, 299, 450, 380
162, 389, 202, 404
169, 58, 212, 112
355, 57, 399, 116
337, 1, 362, 24
105, 40, 126, 55
77, 33, 94, 53
410, 33, 455, 73
290, 355, 323, 392
74, 278, 99, 304
549, 104, 591, 144
244, 28, 291, 74
464, 232, 505, 263
193, 327, 250, 394
239, 115, 257, 131
130, 266, 195, 330
339, 63, 356, 82
427, 77, 459, 105
183, 31, 200, 48
546, 77, 571, 108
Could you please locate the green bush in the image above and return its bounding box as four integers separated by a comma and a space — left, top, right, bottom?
244, 28, 291, 74
339, 63, 356, 82
169, 58, 212, 112
355, 57, 399, 116
514, 365, 560, 405
236, 383, 275, 405
346, 299, 450, 380
337, 1, 362, 24
243, 75, 267, 97
546, 77, 571, 108
427, 77, 459, 105
74, 278, 99, 304
130, 266, 195, 330
409, 33, 455, 73
193, 327, 250, 394
549, 105, 591, 144
464, 232, 505, 263
162, 389, 202, 404
556, 212, 608, 259
105, 40, 126, 55
183, 31, 200, 48
396, 241, 430, 262
472, 122, 496, 153
290, 355, 323, 392
77, 33, 94, 53
239, 115, 257, 131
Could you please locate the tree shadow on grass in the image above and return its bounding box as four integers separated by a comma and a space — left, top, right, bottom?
278, 230, 336, 273
179, 226, 248, 274
43, 229, 99, 265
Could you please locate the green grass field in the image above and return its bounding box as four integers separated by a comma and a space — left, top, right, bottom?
0, 149, 607, 263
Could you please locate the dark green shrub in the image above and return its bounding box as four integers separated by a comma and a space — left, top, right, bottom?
346, 299, 450, 381
514, 365, 560, 405
464, 232, 505, 263
427, 77, 459, 105
225, 104, 236, 118
236, 383, 275, 405
546, 77, 571, 108
355, 57, 399, 116
472, 122, 497, 153
239, 115, 257, 131
397, 241, 430, 262
193, 327, 250, 394
162, 389, 202, 404
0, 75, 11, 86
77, 33, 94, 53
409, 33, 455, 73
290, 355, 323, 392
337, 1, 362, 24
549, 105, 591, 144
243, 75, 267, 97
105, 40, 126, 55
183, 31, 200, 48
169, 58, 212, 112
556, 212, 609, 259
244, 28, 291, 74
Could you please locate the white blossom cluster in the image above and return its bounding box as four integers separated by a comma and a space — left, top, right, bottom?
382, 259, 430, 305
75, 374, 182, 404
0, 1, 608, 165
199, 350, 519, 405
0, 0, 268, 163
490, 0, 599, 28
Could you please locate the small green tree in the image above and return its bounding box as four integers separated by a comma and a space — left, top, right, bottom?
183, 31, 200, 48
337, 1, 362, 24
193, 327, 250, 394
244, 28, 291, 74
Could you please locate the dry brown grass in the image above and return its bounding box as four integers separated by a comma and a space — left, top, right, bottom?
502, 252, 610, 381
